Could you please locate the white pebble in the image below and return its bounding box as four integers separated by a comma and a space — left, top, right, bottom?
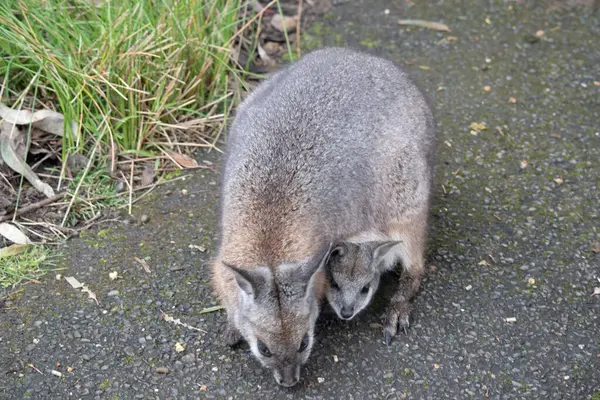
317, 377, 325, 383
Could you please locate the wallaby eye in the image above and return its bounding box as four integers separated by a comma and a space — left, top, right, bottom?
298, 334, 310, 353
361, 284, 370, 294
257, 340, 272, 357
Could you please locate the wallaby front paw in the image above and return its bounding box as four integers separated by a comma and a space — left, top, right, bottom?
382, 301, 412, 346
224, 323, 242, 346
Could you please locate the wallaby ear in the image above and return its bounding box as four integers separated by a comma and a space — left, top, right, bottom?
222, 262, 270, 299
329, 242, 347, 260
372, 241, 402, 271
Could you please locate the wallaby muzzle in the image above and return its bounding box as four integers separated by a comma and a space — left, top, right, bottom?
273, 364, 301, 387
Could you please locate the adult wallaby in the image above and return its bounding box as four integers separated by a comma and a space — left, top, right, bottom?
212, 47, 435, 387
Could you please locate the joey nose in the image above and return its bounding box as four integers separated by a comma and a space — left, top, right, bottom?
340, 305, 354, 319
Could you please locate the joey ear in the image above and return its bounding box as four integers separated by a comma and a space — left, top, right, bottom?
303, 241, 334, 298
222, 262, 270, 298
372, 241, 403, 271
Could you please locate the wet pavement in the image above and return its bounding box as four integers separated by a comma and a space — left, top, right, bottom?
1, 1, 600, 399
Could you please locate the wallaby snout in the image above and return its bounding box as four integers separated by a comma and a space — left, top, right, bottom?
274, 364, 301, 388
340, 304, 354, 320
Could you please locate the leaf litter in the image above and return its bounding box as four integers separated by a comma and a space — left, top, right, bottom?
64, 276, 99, 305
398, 19, 451, 32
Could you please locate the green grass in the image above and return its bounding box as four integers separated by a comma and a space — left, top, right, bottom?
1, 0, 246, 156
0, 245, 57, 288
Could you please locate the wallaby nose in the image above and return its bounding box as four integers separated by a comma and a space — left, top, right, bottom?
274, 365, 300, 387
340, 305, 354, 319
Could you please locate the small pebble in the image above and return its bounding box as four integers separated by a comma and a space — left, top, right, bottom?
317, 377, 325, 383
51, 370, 63, 377
155, 367, 169, 374
107, 290, 119, 297
140, 214, 149, 223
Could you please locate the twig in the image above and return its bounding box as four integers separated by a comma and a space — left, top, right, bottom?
0, 192, 67, 222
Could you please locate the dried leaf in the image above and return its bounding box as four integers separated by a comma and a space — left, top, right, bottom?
508, 97, 517, 103
520, 160, 528, 168
162, 311, 207, 333
478, 260, 489, 266
527, 278, 536, 286
175, 342, 185, 353
0, 222, 32, 244
109, 271, 118, 280
483, 85, 492, 92
81, 286, 99, 305
505, 317, 517, 323
200, 385, 207, 391
1, 122, 55, 197
535, 30, 545, 37
141, 163, 155, 186
594, 81, 600, 87
166, 150, 199, 168
398, 19, 451, 32
64, 276, 84, 289
592, 241, 600, 253
189, 244, 206, 252
0, 243, 31, 258
257, 43, 276, 67
592, 287, 600, 296
0, 102, 78, 138
470, 122, 487, 132
134, 257, 151, 273
433, 363, 440, 369
270, 14, 298, 33
553, 177, 564, 184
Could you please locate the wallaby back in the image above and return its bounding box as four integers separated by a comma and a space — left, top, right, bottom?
212, 47, 436, 386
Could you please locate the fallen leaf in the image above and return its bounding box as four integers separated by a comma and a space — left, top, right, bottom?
520, 160, 528, 168
64, 276, 99, 305
155, 367, 169, 374
418, 65, 430, 70
198, 305, 225, 314
478, 260, 489, 266
1, 122, 55, 197
433, 363, 440, 369
257, 43, 276, 67
527, 278, 536, 286
535, 30, 545, 37
505, 317, 517, 323
553, 177, 564, 184
141, 163, 155, 186
51, 370, 63, 378
550, 133, 561, 139
0, 243, 31, 258
162, 311, 207, 333
0, 102, 78, 138
82, 286, 99, 305
470, 122, 487, 132
592, 287, 600, 296
165, 150, 199, 168
447, 36, 457, 41
398, 19, 451, 32
64, 276, 84, 289
109, 271, 118, 280
508, 97, 517, 103
485, 17, 492, 25
67, 367, 73, 373
175, 342, 185, 353
134, 257, 151, 273
594, 81, 600, 87
592, 241, 600, 253
270, 14, 298, 33
200, 385, 207, 391
189, 244, 206, 252
483, 85, 492, 92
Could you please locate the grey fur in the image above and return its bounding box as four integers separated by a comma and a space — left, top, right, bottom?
212, 47, 436, 386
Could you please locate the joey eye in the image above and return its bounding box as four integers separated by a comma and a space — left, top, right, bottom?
361, 284, 370, 294
257, 340, 272, 357
298, 334, 309, 352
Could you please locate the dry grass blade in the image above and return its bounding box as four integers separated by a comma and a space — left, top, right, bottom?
398, 19, 451, 32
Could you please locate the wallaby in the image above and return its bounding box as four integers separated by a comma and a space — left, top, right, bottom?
212, 47, 435, 387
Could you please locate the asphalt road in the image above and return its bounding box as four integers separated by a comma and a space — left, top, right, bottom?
1, 1, 599, 399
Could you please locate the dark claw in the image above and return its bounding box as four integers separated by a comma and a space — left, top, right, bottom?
385, 329, 392, 346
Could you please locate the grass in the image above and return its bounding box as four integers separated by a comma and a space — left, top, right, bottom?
0, 244, 57, 288
0, 0, 287, 287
